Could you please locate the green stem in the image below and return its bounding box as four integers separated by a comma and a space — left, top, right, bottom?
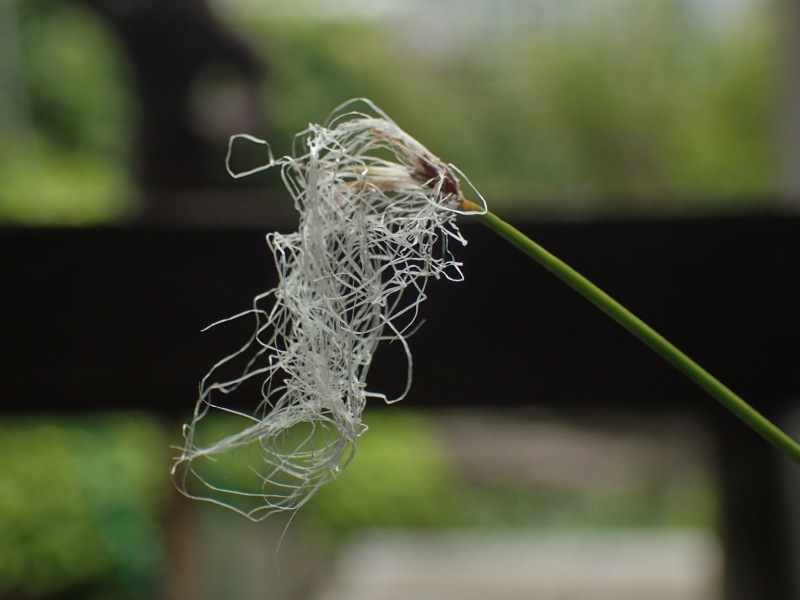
464, 200, 800, 465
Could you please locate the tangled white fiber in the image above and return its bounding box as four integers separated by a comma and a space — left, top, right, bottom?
172, 99, 487, 520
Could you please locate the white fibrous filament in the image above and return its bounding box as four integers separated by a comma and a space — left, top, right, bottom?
172, 99, 487, 519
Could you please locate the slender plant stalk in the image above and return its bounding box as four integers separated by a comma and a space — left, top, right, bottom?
461, 199, 800, 465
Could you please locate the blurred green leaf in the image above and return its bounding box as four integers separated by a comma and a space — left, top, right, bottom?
0, 413, 167, 598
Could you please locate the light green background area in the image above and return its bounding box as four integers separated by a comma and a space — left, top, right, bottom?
0, 0, 780, 224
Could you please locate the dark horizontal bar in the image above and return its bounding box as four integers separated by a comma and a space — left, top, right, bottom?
2, 212, 800, 418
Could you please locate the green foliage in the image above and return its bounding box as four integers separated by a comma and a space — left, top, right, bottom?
0, 0, 133, 224
0, 410, 713, 598
299, 411, 467, 537
242, 1, 778, 214
0, 413, 167, 598
1, 0, 780, 222
295, 410, 716, 539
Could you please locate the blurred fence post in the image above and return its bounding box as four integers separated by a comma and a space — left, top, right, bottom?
779, 0, 800, 202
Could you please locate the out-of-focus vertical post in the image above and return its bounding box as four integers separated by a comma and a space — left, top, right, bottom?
779, 0, 800, 203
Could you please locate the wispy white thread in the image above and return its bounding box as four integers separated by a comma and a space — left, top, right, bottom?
172, 99, 486, 520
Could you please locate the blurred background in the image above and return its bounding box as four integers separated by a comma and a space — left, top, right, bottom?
0, 0, 789, 224
2, 0, 799, 598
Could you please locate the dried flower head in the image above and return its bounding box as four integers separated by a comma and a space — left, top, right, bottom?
172, 99, 486, 520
